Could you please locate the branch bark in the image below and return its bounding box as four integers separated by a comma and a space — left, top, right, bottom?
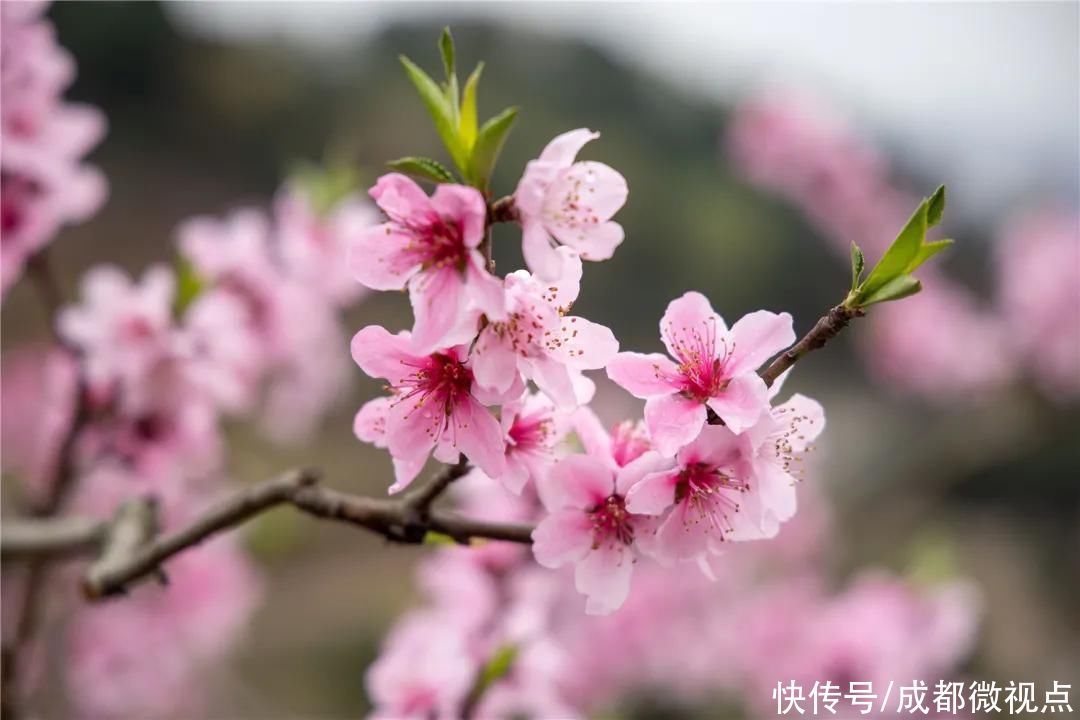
758, 302, 863, 387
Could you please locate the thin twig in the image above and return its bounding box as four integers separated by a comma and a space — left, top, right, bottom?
55, 467, 534, 600
758, 303, 863, 387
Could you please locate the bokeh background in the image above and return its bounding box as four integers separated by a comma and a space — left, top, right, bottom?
2, 2, 1078, 717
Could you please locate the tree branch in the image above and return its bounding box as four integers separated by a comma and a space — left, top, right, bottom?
758, 302, 863, 387
0, 467, 533, 600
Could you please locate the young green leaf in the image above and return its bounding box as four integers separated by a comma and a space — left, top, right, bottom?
858, 274, 922, 307
459, 63, 484, 152
905, 238, 954, 274
470, 106, 519, 189
477, 645, 518, 692
926, 185, 946, 228
850, 241, 865, 292
438, 27, 455, 81
174, 257, 206, 316
422, 531, 457, 546
856, 198, 928, 300
387, 156, 457, 184
399, 55, 469, 174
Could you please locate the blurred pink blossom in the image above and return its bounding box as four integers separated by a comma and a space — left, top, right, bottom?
1, 0, 106, 296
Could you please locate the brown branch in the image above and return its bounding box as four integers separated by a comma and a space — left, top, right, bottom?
25, 466, 535, 600
758, 302, 863, 388
488, 195, 519, 225
1, 517, 106, 560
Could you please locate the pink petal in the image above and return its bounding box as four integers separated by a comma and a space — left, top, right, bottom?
614, 450, 675, 497
531, 510, 593, 568
705, 373, 768, 433
471, 327, 519, 396
369, 173, 432, 219
539, 128, 599, 166
353, 397, 391, 447
348, 224, 417, 291
726, 310, 795, 375
538, 454, 613, 512
654, 502, 712, 562
623, 469, 679, 516
605, 352, 681, 398
526, 356, 578, 409
350, 326, 418, 383
547, 247, 583, 307
559, 220, 624, 262
677, 423, 741, 468
659, 291, 727, 363
384, 393, 441, 464
522, 220, 565, 282
772, 393, 826, 453
547, 316, 618, 369
389, 456, 426, 494
449, 397, 506, 479
571, 407, 614, 467
545, 161, 627, 222
409, 266, 466, 354
575, 544, 634, 615
754, 458, 797, 524
465, 253, 506, 321
430, 184, 488, 249
644, 393, 707, 456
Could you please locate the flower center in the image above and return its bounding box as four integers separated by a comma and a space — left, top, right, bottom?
588, 494, 635, 549
663, 317, 734, 401
396, 212, 467, 273
610, 420, 650, 467
396, 352, 474, 419
508, 411, 555, 451
674, 463, 749, 538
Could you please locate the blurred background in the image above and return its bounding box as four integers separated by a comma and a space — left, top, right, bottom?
2, 1, 1078, 717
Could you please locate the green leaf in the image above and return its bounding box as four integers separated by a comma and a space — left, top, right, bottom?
857, 198, 928, 300
478, 644, 517, 692
470, 106, 519, 189
399, 55, 469, 173
859, 274, 922, 306
926, 185, 946, 228
438, 27, 455, 81
173, 257, 205, 316
387, 156, 456, 184
906, 238, 953, 274
422, 531, 457, 545
459, 63, 484, 152
850, 242, 865, 292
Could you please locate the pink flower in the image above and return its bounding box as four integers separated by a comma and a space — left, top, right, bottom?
514, 129, 628, 280
607, 291, 794, 454
498, 392, 572, 494
57, 264, 177, 398
66, 536, 260, 720
348, 174, 503, 352
351, 325, 511, 490
1, 1, 107, 297
531, 452, 667, 615
623, 425, 767, 564
273, 182, 376, 307
571, 407, 653, 471
997, 209, 1080, 398
366, 611, 475, 720
472, 248, 617, 407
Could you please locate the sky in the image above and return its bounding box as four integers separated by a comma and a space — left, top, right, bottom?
167, 1, 1079, 225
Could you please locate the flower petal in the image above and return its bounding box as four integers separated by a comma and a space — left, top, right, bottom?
726, 310, 795, 375
706, 373, 768, 433
369, 173, 432, 219
353, 397, 391, 447
409, 266, 467, 354
575, 544, 634, 615
771, 393, 826, 453
539, 128, 599, 166
538, 454, 613, 512
547, 316, 618, 369
350, 326, 417, 383
430, 184, 487, 248
348, 224, 417, 291
450, 397, 506, 479
606, 352, 681, 398
644, 393, 706, 456
531, 510, 593, 568
522, 220, 565, 282
660, 291, 727, 364
624, 469, 679, 516
472, 327, 520, 396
